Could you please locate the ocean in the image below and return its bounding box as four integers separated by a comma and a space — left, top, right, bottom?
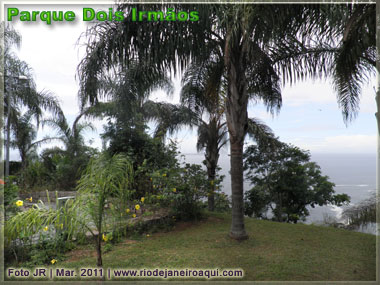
182, 152, 377, 234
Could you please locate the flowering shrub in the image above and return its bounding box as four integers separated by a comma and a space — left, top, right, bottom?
148, 163, 208, 221
4, 191, 77, 265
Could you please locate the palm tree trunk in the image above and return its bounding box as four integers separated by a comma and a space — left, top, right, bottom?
20, 150, 27, 170
225, 43, 249, 240
206, 141, 219, 212
96, 234, 102, 266
96, 199, 103, 267
229, 139, 248, 239
5, 96, 11, 177
207, 160, 216, 212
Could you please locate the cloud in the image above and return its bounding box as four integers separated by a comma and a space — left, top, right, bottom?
10, 8, 377, 159
282, 78, 376, 115
292, 134, 376, 154
282, 81, 337, 106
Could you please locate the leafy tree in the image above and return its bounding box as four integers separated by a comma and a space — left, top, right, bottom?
244, 142, 350, 223
77, 62, 197, 198
98, 100, 191, 198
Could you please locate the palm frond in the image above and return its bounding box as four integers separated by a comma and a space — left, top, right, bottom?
247, 118, 280, 149
143, 100, 198, 140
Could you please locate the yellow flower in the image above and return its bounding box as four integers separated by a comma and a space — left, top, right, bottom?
162, 173, 167, 177
51, 259, 57, 264
172, 188, 176, 193
102, 233, 108, 242
43, 226, 49, 232
146, 234, 150, 237
141, 197, 145, 203
26, 197, 32, 202
135, 204, 140, 210
15, 200, 23, 207
126, 208, 130, 213
150, 178, 152, 181
132, 214, 136, 218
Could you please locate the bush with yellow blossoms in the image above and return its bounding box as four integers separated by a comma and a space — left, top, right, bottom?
147, 163, 213, 221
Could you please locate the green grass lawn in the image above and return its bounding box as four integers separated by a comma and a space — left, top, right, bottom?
53, 212, 376, 282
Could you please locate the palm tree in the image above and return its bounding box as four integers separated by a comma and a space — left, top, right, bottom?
4, 24, 63, 176
75, 153, 134, 266
43, 109, 96, 158
42, 106, 101, 189
180, 59, 227, 209
79, 60, 180, 139
180, 59, 280, 211
77, 4, 374, 239
11, 111, 60, 170
142, 100, 198, 142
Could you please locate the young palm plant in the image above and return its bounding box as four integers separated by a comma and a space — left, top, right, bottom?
75, 153, 134, 267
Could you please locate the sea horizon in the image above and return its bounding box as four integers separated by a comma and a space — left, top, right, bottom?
182, 152, 377, 233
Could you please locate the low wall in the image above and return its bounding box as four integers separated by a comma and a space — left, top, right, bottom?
19, 191, 77, 204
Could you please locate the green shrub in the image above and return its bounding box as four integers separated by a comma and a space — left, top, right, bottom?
149, 163, 208, 221
103, 243, 113, 253
24, 234, 74, 266
213, 192, 231, 213
4, 176, 20, 217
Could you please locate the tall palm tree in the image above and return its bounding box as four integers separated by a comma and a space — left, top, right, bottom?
4, 24, 63, 176
77, 4, 374, 239
180, 59, 280, 211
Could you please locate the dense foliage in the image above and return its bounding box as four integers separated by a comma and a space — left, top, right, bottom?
244, 142, 350, 223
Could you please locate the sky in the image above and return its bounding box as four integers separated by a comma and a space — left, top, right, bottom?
7, 4, 377, 161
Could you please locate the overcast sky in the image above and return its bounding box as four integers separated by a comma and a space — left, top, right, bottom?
7, 4, 377, 160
